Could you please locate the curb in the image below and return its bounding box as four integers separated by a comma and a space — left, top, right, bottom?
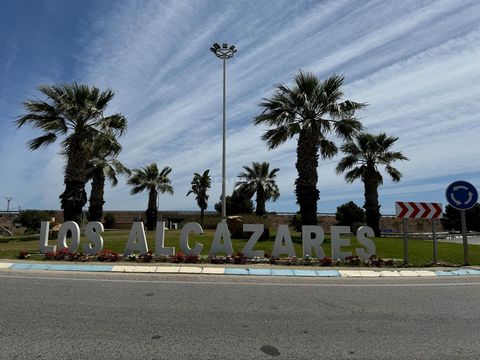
1, 262, 480, 278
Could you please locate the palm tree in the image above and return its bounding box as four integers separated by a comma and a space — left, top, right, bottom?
127, 163, 173, 231
235, 162, 280, 216
86, 134, 131, 222
186, 170, 211, 226
16, 83, 127, 223
336, 132, 408, 237
254, 71, 365, 225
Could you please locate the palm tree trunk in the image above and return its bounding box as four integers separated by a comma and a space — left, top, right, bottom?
88, 168, 105, 222
60, 137, 88, 224
295, 130, 319, 225
200, 208, 205, 227
255, 186, 266, 216
146, 188, 158, 231
363, 170, 381, 237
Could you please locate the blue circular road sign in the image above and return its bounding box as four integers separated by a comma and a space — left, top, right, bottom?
445, 181, 478, 210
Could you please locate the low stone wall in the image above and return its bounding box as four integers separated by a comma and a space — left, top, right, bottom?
2, 210, 444, 233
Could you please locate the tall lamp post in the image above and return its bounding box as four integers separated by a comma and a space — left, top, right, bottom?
5, 197, 13, 212
210, 43, 237, 221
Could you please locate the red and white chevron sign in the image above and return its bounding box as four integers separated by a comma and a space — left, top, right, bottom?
395, 202, 443, 219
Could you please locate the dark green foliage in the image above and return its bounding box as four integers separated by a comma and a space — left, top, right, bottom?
214, 189, 254, 215
14, 210, 55, 232
441, 204, 480, 231
289, 212, 303, 232
103, 212, 116, 229
335, 201, 365, 232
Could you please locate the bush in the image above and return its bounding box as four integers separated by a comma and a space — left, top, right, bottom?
335, 202, 365, 231
97, 249, 121, 262
441, 204, 480, 232
214, 189, 254, 215
18, 250, 30, 259
170, 252, 186, 263
344, 255, 361, 266
14, 210, 55, 232
184, 254, 200, 264
320, 257, 333, 266
103, 212, 116, 229
208, 256, 225, 264
138, 251, 154, 263
289, 212, 302, 232
232, 252, 247, 264
66, 252, 90, 262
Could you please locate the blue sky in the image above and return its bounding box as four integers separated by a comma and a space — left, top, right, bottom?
0, 0, 479, 214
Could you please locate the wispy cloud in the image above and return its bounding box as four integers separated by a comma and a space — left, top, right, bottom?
1, 0, 479, 213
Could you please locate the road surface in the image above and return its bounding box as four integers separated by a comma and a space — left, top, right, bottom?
0, 271, 479, 359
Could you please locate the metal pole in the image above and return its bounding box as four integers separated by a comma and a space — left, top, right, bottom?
5, 197, 13, 212
460, 209, 469, 265
221, 58, 227, 221
432, 219, 437, 264
403, 218, 408, 264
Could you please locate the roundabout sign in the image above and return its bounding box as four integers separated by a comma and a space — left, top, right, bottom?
445, 180, 478, 265
445, 180, 478, 210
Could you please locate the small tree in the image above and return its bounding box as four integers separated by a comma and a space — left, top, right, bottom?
335, 201, 365, 232
442, 204, 480, 232
214, 189, 254, 216
103, 212, 116, 229
14, 210, 55, 232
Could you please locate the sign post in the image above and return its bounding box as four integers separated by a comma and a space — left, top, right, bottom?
445, 181, 478, 266
432, 218, 437, 264
402, 218, 408, 264
395, 201, 443, 265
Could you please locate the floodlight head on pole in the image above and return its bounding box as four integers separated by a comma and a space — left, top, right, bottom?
210, 42, 237, 220
211, 42, 237, 59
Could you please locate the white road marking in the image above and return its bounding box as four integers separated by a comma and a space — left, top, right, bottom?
0, 273, 479, 287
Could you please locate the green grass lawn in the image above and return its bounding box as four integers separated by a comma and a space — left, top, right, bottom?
1, 229, 479, 266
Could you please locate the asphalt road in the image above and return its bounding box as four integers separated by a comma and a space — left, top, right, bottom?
1, 271, 480, 359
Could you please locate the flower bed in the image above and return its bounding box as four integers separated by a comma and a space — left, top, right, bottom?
35, 249, 396, 267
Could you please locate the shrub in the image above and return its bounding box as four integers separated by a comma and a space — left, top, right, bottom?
284, 256, 298, 266
14, 210, 55, 232
208, 256, 225, 264
320, 257, 333, 266
55, 248, 70, 260
170, 252, 186, 263
289, 212, 302, 232
269, 257, 279, 265
65, 252, 90, 262
156, 255, 169, 263
232, 252, 247, 264
18, 250, 30, 259
103, 212, 116, 229
139, 251, 155, 263
335, 202, 365, 232
44, 251, 56, 260
442, 204, 480, 231
344, 255, 361, 266
184, 254, 200, 264
97, 249, 120, 262
126, 254, 138, 262
214, 189, 254, 215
